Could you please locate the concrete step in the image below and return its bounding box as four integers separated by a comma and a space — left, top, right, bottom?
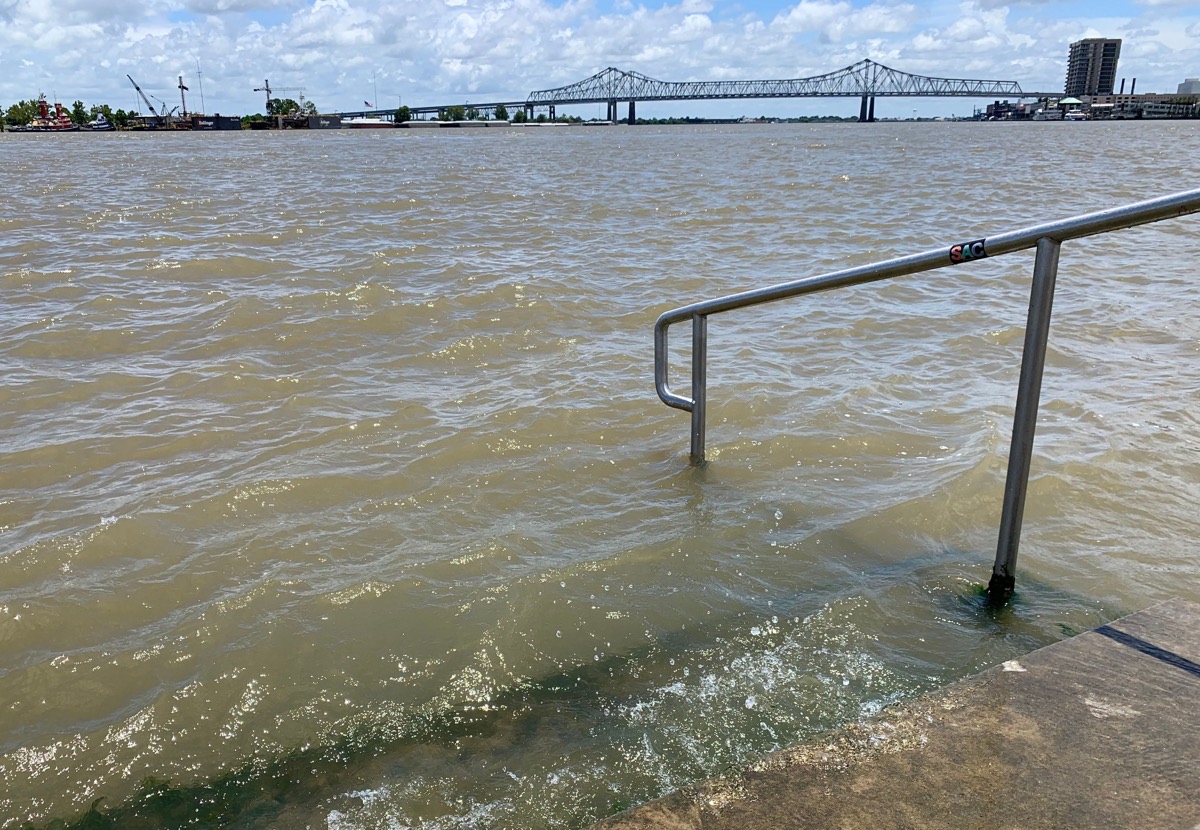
593, 598, 1200, 830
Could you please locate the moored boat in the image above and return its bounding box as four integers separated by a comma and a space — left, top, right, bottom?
342, 115, 392, 129
191, 114, 242, 131
307, 114, 342, 129
13, 98, 81, 132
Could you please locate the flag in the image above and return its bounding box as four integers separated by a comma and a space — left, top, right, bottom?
364, 101, 372, 108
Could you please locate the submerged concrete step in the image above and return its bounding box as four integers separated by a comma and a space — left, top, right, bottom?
593, 598, 1200, 830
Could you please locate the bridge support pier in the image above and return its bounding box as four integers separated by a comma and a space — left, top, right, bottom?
525, 104, 533, 120
607, 99, 616, 122
628, 100, 636, 125
549, 105, 555, 120
858, 95, 877, 122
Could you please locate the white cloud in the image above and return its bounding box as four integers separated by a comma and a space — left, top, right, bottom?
670, 13, 713, 41
771, 0, 850, 34
824, 3, 919, 41
770, 0, 917, 44
972, 0, 1056, 8
185, 0, 290, 11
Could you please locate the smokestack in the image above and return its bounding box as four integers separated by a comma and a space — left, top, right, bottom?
1130, 78, 1136, 95
1119, 78, 1126, 95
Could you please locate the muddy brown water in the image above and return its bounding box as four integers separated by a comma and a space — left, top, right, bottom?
1, 121, 1198, 828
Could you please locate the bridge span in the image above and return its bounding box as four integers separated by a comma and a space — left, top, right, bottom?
528, 59, 1051, 122
339, 59, 1055, 124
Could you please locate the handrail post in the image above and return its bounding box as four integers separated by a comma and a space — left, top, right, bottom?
690, 314, 708, 463
988, 235, 1062, 604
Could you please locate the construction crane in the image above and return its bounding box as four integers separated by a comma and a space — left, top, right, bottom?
252, 79, 305, 114
126, 74, 168, 127
177, 76, 189, 118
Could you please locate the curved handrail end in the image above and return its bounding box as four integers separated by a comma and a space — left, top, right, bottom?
654, 312, 694, 411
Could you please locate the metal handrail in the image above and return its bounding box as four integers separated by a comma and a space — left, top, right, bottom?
653, 187, 1200, 604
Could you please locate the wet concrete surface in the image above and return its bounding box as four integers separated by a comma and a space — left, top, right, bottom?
593, 598, 1200, 830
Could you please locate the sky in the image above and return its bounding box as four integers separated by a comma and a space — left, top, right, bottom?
1, 0, 1198, 119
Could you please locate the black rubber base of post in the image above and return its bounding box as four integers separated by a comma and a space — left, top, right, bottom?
986, 572, 1016, 607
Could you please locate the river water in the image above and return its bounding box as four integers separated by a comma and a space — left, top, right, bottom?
1, 122, 1198, 828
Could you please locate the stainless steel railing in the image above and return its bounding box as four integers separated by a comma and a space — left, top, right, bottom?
653, 187, 1200, 603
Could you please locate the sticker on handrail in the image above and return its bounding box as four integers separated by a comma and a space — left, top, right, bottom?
949, 238, 987, 264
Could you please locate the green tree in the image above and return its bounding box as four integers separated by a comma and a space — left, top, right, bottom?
395, 105, 411, 123
267, 97, 301, 116
273, 97, 313, 116
535, 112, 547, 123
5, 99, 39, 126
466, 106, 479, 120
112, 108, 132, 129
493, 104, 508, 121
511, 109, 527, 123
70, 100, 88, 125
443, 104, 466, 121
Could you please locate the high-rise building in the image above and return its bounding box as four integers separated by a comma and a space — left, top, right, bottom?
1179, 78, 1200, 95
1065, 38, 1121, 97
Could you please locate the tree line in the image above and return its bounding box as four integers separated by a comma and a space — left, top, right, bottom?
4, 96, 692, 128
1, 96, 322, 129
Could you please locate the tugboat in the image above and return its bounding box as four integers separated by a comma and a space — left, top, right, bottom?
86, 112, 114, 131
23, 97, 81, 131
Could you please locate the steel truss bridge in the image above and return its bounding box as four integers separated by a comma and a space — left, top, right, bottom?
342, 59, 1051, 124
529, 59, 1039, 122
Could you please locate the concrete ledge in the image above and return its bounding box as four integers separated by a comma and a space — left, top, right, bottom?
593, 598, 1200, 830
